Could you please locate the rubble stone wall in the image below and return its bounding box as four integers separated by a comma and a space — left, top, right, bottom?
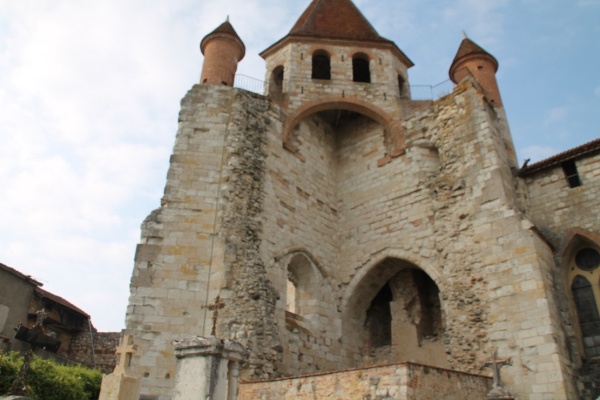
238, 362, 491, 400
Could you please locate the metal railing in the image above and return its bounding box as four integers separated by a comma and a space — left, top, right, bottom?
233, 74, 265, 95
409, 80, 455, 101
233, 75, 456, 101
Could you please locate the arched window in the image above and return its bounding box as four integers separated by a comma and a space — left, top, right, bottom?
569, 247, 600, 359
285, 254, 318, 318
398, 74, 407, 98
269, 66, 284, 98
312, 50, 331, 80
286, 269, 298, 314
352, 53, 370, 83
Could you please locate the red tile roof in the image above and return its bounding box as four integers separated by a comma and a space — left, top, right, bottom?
289, 0, 386, 42
261, 0, 413, 67
519, 138, 600, 176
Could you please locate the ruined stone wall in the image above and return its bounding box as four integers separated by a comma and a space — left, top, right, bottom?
126, 85, 241, 399
68, 330, 120, 373
126, 81, 583, 399
238, 362, 491, 400
328, 82, 576, 398
259, 105, 344, 375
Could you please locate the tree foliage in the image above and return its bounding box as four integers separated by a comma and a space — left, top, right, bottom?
0, 351, 102, 400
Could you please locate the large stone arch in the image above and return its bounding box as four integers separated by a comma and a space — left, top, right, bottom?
342, 248, 444, 315
282, 97, 405, 155
340, 251, 447, 367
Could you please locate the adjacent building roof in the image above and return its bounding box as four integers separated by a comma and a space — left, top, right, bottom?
35, 287, 90, 318
0, 262, 90, 318
519, 138, 600, 176
0, 262, 42, 286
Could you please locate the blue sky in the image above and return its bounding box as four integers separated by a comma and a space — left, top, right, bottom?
0, 0, 598, 332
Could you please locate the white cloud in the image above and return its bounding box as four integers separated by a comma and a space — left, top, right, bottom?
543, 107, 568, 126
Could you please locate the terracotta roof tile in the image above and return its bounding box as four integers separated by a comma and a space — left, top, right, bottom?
289, 0, 387, 42
261, 0, 413, 67
519, 138, 600, 176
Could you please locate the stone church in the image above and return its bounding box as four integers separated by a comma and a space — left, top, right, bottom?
124, 0, 600, 398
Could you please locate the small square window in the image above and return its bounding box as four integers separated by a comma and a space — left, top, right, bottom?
562, 159, 582, 188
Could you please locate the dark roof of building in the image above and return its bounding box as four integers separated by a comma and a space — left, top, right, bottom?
35, 287, 90, 318
261, 0, 413, 67
0, 263, 42, 286
519, 138, 600, 176
200, 19, 246, 58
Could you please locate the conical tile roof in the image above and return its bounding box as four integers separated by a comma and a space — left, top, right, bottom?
261, 0, 412, 67
289, 0, 387, 42
200, 19, 246, 59
450, 38, 498, 74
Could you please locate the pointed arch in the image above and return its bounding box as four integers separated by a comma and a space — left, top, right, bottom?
340, 251, 446, 366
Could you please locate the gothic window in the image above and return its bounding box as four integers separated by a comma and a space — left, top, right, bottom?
569, 247, 600, 359
352, 53, 370, 83
312, 51, 331, 80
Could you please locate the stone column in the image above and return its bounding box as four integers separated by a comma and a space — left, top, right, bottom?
172, 336, 247, 400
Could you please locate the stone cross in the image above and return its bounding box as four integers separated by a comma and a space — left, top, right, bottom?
203, 295, 225, 336
115, 335, 137, 373
483, 349, 513, 399
34, 308, 47, 329
8, 308, 48, 396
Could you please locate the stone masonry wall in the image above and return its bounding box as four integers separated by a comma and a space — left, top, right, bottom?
126, 85, 243, 399
264, 41, 408, 120
126, 80, 583, 399
238, 362, 491, 400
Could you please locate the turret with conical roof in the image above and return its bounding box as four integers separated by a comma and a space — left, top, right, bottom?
449, 35, 502, 107
199, 18, 246, 87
